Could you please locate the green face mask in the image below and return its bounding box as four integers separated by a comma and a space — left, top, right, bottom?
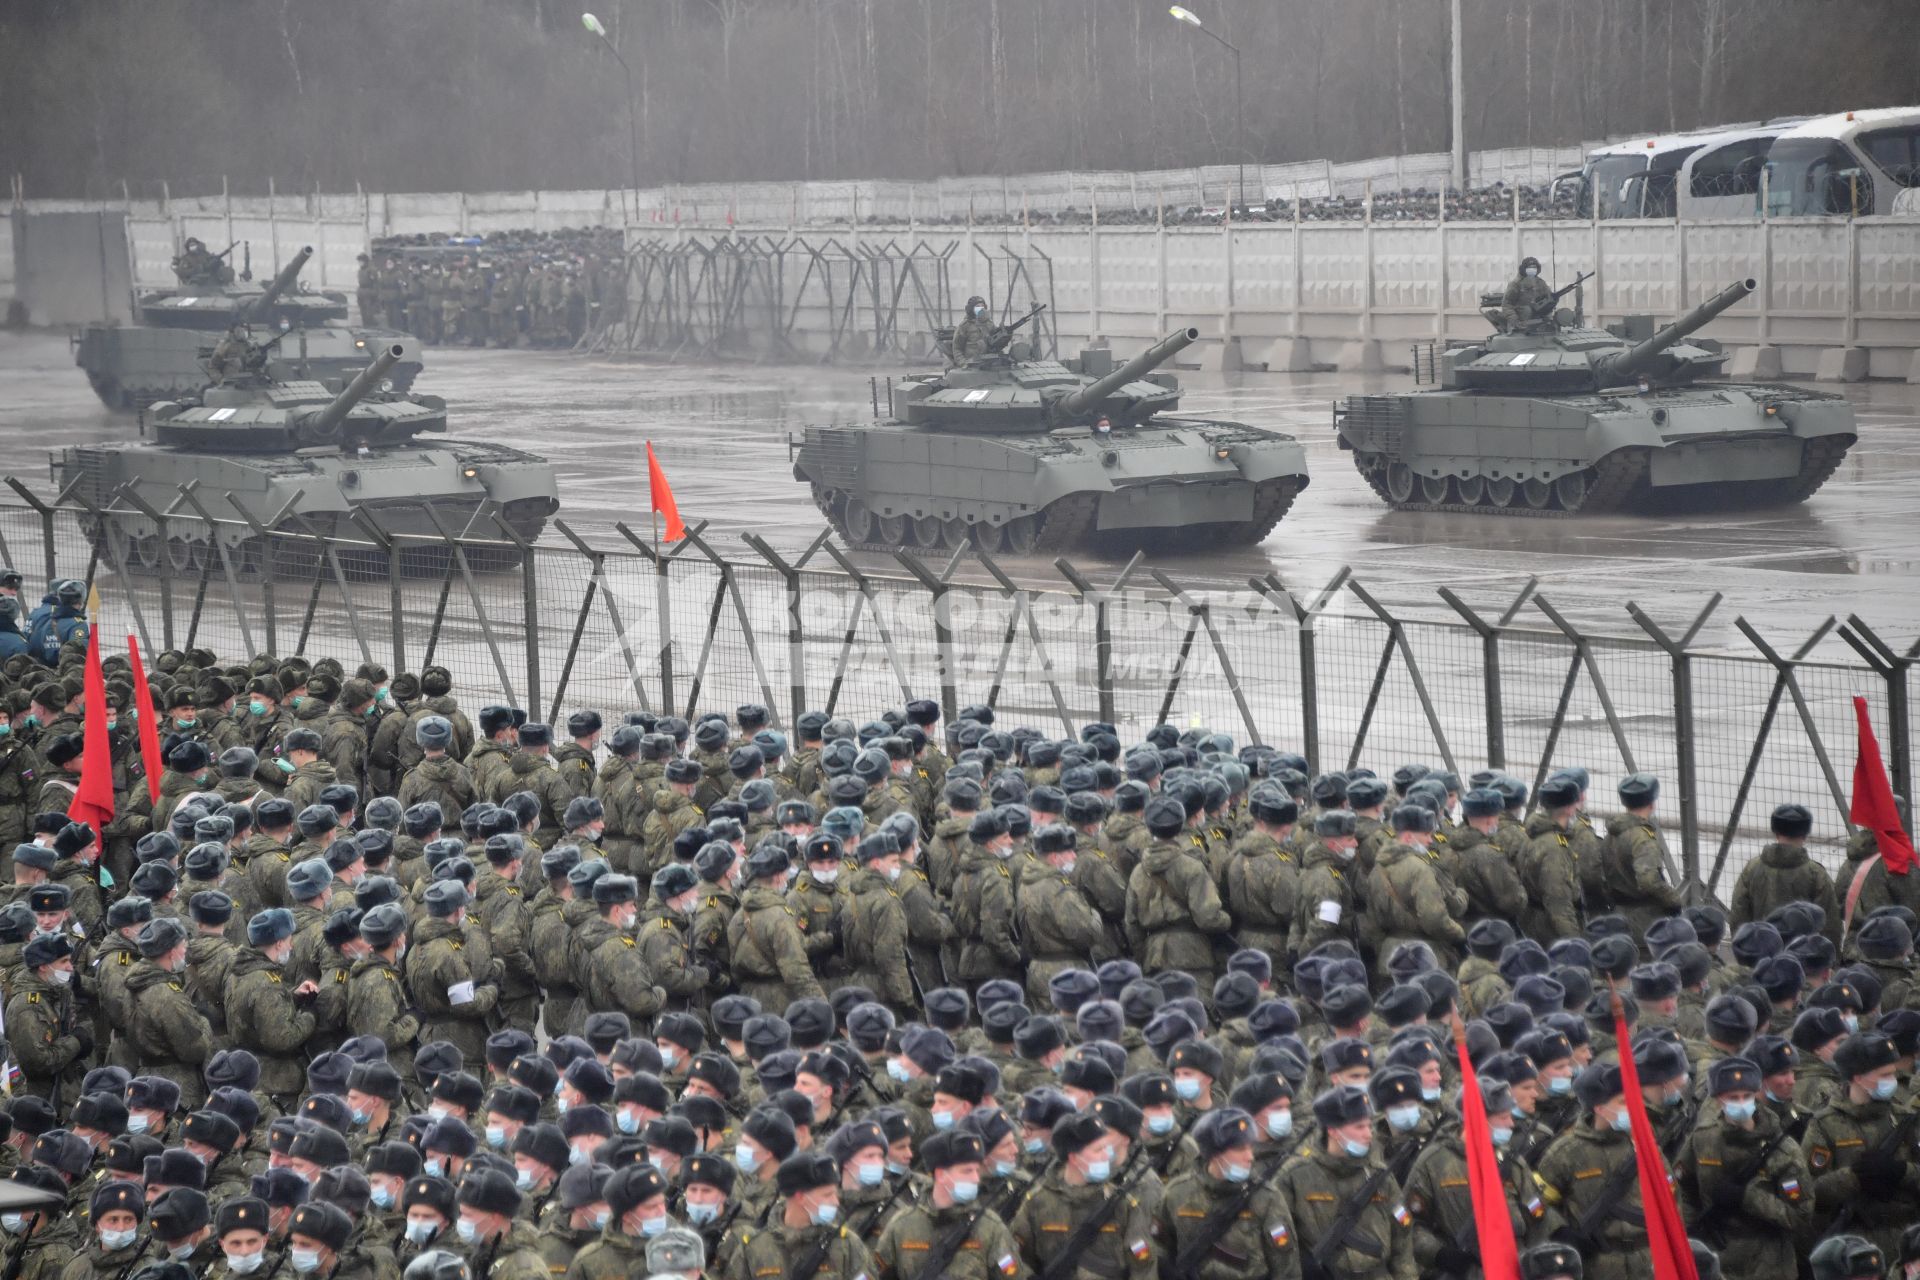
21, 715, 37, 729
175, 718, 197, 731
248, 700, 268, 717
290, 696, 304, 710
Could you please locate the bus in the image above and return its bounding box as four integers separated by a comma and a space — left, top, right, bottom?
1552, 122, 1805, 219
1762, 108, 1920, 216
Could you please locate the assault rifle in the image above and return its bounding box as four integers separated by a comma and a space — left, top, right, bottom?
1694, 1122, 1791, 1250
914, 1208, 988, 1280
986, 303, 1048, 352
1037, 1145, 1167, 1280
1826, 1109, 1920, 1237
1529, 270, 1595, 319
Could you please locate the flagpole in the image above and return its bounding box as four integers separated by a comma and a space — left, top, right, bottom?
652, 467, 672, 713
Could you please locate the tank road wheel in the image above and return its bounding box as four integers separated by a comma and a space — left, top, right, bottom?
1456, 475, 1486, 506
129, 533, 164, 574
1553, 471, 1588, 511
874, 513, 908, 546
1003, 515, 1040, 554
909, 516, 944, 549
972, 521, 1007, 554
1522, 479, 1554, 510
102, 521, 135, 573
1418, 474, 1451, 504
232, 538, 268, 583
841, 499, 876, 544
1486, 477, 1518, 508
166, 537, 208, 575
940, 517, 971, 548
1385, 463, 1417, 505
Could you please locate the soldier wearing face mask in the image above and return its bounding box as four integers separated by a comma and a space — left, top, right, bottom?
126, 917, 214, 1110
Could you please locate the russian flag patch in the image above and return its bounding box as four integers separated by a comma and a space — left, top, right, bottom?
1129, 1240, 1151, 1261
1526, 1196, 1544, 1219
1780, 1178, 1800, 1200
998, 1255, 1018, 1275
1392, 1204, 1412, 1227
1269, 1223, 1291, 1247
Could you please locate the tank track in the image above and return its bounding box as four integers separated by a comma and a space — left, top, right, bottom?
1780, 434, 1852, 502
1353, 449, 1648, 518
820, 491, 1102, 557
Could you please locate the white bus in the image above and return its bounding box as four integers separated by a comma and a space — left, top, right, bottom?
1762, 108, 1920, 216
1554, 122, 1805, 219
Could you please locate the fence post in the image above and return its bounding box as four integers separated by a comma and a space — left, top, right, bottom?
890, 544, 970, 725
111, 487, 177, 651
744, 531, 830, 725
1248, 567, 1349, 776
1056, 553, 1144, 729
174, 482, 257, 658
485, 515, 540, 717
348, 510, 405, 675
226, 492, 290, 656
1628, 596, 1722, 893
1838, 617, 1914, 817
617, 521, 696, 714
1438, 577, 1537, 773
5, 479, 59, 585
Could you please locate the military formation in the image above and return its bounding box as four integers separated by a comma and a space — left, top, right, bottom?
0, 605, 1914, 1280
356, 230, 626, 350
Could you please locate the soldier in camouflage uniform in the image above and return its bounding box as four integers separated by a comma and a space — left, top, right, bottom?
224, 908, 319, 1107
1293, 810, 1365, 959
873, 1129, 1026, 1279
1011, 1111, 1158, 1280
728, 843, 823, 1010
1154, 1107, 1299, 1280
1804, 1031, 1920, 1264
405, 881, 501, 1070
1675, 1055, 1811, 1280
1731, 803, 1842, 950
1403, 1077, 1555, 1275
1535, 1061, 1656, 1280
1603, 774, 1684, 940
640, 864, 713, 1014
1275, 1083, 1416, 1280
1519, 775, 1586, 943
953, 811, 1023, 988
397, 717, 475, 828
641, 759, 706, 878
1363, 804, 1466, 979
125, 917, 214, 1108
1018, 826, 1112, 1008
839, 833, 915, 1014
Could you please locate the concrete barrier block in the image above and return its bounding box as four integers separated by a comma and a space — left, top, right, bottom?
1906, 350, 1920, 384
1194, 339, 1242, 373
1726, 344, 1782, 380
1336, 339, 1385, 373
1260, 337, 1314, 372
1814, 346, 1867, 383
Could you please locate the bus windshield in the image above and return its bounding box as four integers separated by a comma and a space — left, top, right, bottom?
1589, 155, 1649, 218
1857, 124, 1920, 189
1765, 138, 1871, 215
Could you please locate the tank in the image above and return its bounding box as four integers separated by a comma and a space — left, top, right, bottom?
792, 325, 1310, 553
1335, 277, 1858, 514
74, 245, 422, 410
53, 346, 557, 578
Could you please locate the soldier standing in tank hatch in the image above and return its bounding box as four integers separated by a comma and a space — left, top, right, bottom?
1501, 256, 1555, 332
950, 296, 1001, 363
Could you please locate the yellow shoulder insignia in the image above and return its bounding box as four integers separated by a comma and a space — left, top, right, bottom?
621, 936, 636, 948
25, 992, 36, 1004
384, 970, 398, 982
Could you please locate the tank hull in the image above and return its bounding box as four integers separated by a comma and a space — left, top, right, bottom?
1335, 382, 1857, 515
51, 440, 557, 577
794, 416, 1309, 554
74, 324, 423, 410
134, 287, 350, 328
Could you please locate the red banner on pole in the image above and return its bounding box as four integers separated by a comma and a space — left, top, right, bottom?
126, 635, 164, 805
1453, 1025, 1522, 1280
67, 623, 115, 837
1614, 998, 1699, 1280
1852, 695, 1915, 875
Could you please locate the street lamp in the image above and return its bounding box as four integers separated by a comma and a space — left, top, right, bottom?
583, 12, 642, 226
1169, 5, 1245, 212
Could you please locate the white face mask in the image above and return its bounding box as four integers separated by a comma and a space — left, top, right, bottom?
811, 868, 839, 886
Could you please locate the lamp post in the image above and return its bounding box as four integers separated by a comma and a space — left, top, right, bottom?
583, 12, 642, 226
1169, 5, 1244, 212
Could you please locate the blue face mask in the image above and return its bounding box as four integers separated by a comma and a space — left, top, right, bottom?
1610, 1109, 1633, 1133
1386, 1105, 1422, 1133
992, 1159, 1017, 1178
515, 1168, 535, 1192
1146, 1112, 1175, 1136
1490, 1126, 1513, 1148
248, 700, 268, 717
735, 1146, 760, 1173
125, 1114, 151, 1135
1721, 1099, 1757, 1124
291, 1249, 323, 1274
1266, 1110, 1293, 1140
617, 1111, 640, 1135
455, 1219, 479, 1245
1874, 1077, 1900, 1101
951, 1179, 979, 1204
641, 1215, 668, 1237
931, 1110, 955, 1131
1341, 1138, 1371, 1159
1548, 1075, 1574, 1096
486, 1125, 508, 1149
569, 1147, 589, 1167
1084, 1158, 1112, 1183
593, 1209, 612, 1229
1023, 1137, 1047, 1154
1174, 1078, 1203, 1102
350, 1108, 372, 1127
423, 1158, 445, 1179
812, 1202, 838, 1227
99, 1229, 138, 1252
1222, 1162, 1251, 1183
888, 1059, 911, 1084
857, 1162, 885, 1187
685, 1202, 719, 1225
1420, 1086, 1443, 1103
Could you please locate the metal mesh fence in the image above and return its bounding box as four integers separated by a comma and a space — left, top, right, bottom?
6, 496, 1909, 895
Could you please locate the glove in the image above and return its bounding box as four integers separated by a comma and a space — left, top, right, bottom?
68, 1025, 94, 1058
1707, 1175, 1747, 1213
1855, 1147, 1907, 1191
1432, 1244, 1475, 1275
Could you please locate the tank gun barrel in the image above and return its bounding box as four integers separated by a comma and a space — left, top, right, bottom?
1598, 278, 1755, 383
237, 245, 314, 324
304, 344, 402, 439
1055, 327, 1200, 420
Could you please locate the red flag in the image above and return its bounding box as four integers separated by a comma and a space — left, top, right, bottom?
1614, 999, 1699, 1280
126, 635, 164, 805
67, 619, 115, 838
1852, 695, 1915, 875
646, 441, 686, 542
1453, 1025, 1522, 1280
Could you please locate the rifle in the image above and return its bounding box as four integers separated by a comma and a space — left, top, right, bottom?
987, 303, 1048, 351
0, 1222, 31, 1280
1037, 1147, 1169, 1280
914, 1208, 987, 1280
1301, 1140, 1422, 1280
785, 1223, 845, 1280
1694, 1122, 1791, 1250
1557, 1152, 1643, 1256
1166, 1152, 1284, 1279
1826, 1109, 1920, 1237
851, 1175, 914, 1243
1530, 270, 1594, 318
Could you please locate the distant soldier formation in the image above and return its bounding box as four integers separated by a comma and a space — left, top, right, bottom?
0, 565, 1912, 1280
356, 228, 626, 349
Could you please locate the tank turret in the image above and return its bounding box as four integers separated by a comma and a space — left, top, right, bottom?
234, 245, 314, 326
1590, 277, 1754, 386
795, 324, 1307, 554
1053, 327, 1200, 421
150, 344, 441, 452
